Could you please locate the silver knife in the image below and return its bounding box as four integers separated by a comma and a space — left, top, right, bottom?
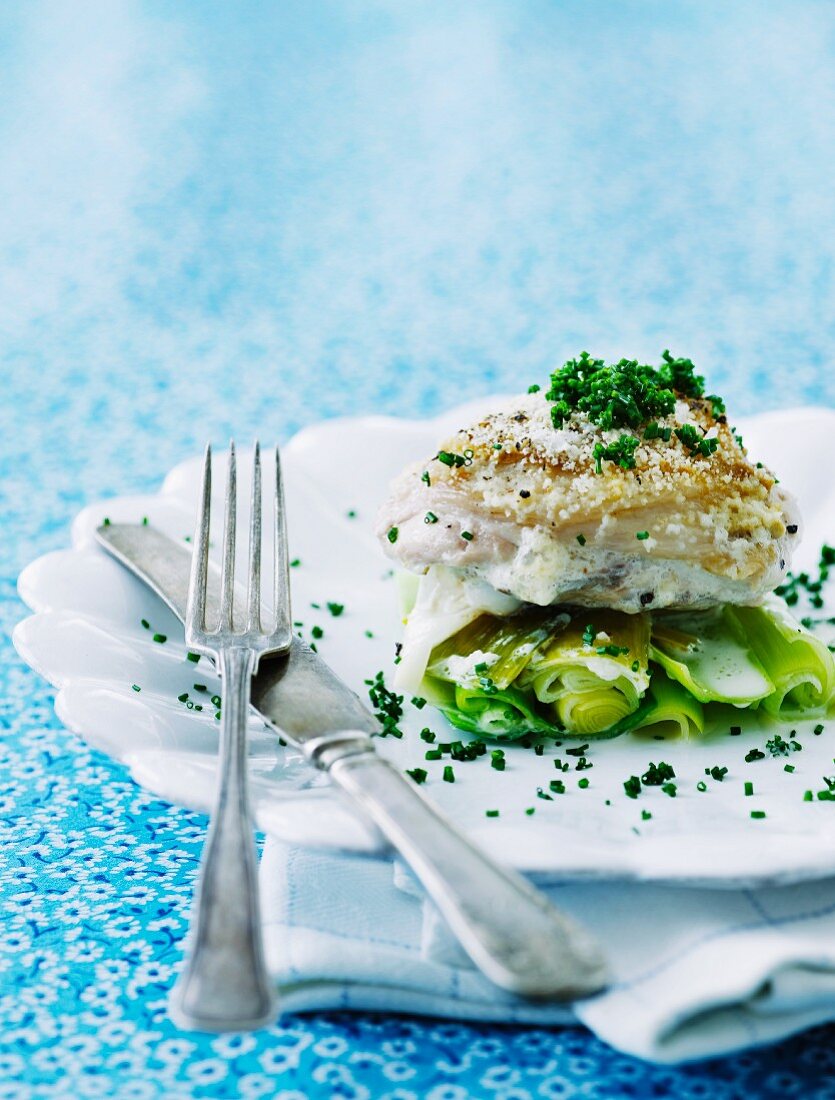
97, 523, 608, 1000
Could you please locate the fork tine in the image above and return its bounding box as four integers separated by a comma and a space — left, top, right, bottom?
219, 441, 237, 631
273, 446, 291, 639
186, 444, 212, 635
247, 442, 262, 632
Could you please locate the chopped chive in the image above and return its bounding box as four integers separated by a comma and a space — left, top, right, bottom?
140, 619, 150, 630
421, 470, 430, 486
578, 778, 590, 789
211, 695, 221, 707
411, 696, 427, 710
576, 533, 587, 546
386, 527, 398, 544
804, 790, 814, 801
406, 768, 427, 785
624, 776, 641, 799
744, 781, 754, 796
102, 517, 111, 526
187, 652, 200, 663
131, 684, 141, 692
745, 749, 765, 762
420, 728, 436, 743
697, 781, 707, 792
152, 634, 167, 644
177, 693, 188, 703
460, 531, 474, 542
525, 807, 535, 816
729, 725, 742, 736
550, 780, 566, 794
347, 509, 357, 518
636, 531, 650, 541
750, 810, 766, 819
437, 450, 465, 468
814, 724, 824, 735
536, 787, 553, 801
365, 629, 374, 638
661, 782, 677, 797
486, 809, 499, 817
424, 512, 439, 524
326, 602, 345, 617
290, 558, 301, 567
784, 764, 795, 774
193, 684, 207, 692
311, 625, 324, 640
425, 750, 442, 761
443, 766, 455, 783
641, 810, 652, 821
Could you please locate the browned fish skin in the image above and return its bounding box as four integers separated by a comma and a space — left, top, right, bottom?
376, 391, 798, 612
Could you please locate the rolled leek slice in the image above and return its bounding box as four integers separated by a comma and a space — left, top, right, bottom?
727, 601, 835, 717
395, 565, 521, 693
624, 666, 706, 739
427, 605, 568, 690
441, 682, 559, 738
650, 608, 774, 706
519, 610, 651, 736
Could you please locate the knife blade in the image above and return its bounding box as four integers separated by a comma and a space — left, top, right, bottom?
97, 522, 378, 739
97, 522, 609, 1001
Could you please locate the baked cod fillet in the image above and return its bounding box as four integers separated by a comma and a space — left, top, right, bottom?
374, 353, 833, 739
377, 390, 798, 613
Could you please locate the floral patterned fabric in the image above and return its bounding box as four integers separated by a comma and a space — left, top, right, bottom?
3, 0, 835, 1095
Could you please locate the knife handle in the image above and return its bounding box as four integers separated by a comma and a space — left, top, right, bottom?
305, 734, 608, 1000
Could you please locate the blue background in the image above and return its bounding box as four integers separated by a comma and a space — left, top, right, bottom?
2, 1, 835, 1096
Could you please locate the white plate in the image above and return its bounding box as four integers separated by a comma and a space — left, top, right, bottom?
13, 403, 835, 886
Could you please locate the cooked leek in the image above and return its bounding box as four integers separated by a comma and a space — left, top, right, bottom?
727, 601, 835, 717
395, 565, 521, 692
650, 608, 774, 706
622, 667, 705, 739
442, 683, 559, 738
427, 605, 568, 690
519, 610, 651, 736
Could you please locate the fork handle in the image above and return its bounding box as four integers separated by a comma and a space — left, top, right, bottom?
170, 648, 276, 1031
307, 734, 608, 1000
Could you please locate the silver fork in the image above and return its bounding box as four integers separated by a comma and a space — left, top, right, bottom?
169, 441, 292, 1032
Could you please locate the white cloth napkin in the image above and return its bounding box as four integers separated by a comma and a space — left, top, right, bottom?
260, 838, 835, 1064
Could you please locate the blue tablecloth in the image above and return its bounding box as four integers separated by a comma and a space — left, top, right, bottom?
3, 1, 835, 1095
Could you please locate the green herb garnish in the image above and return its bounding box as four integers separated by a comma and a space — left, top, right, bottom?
641, 761, 675, 787
592, 434, 640, 474
624, 775, 642, 799
366, 670, 404, 738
